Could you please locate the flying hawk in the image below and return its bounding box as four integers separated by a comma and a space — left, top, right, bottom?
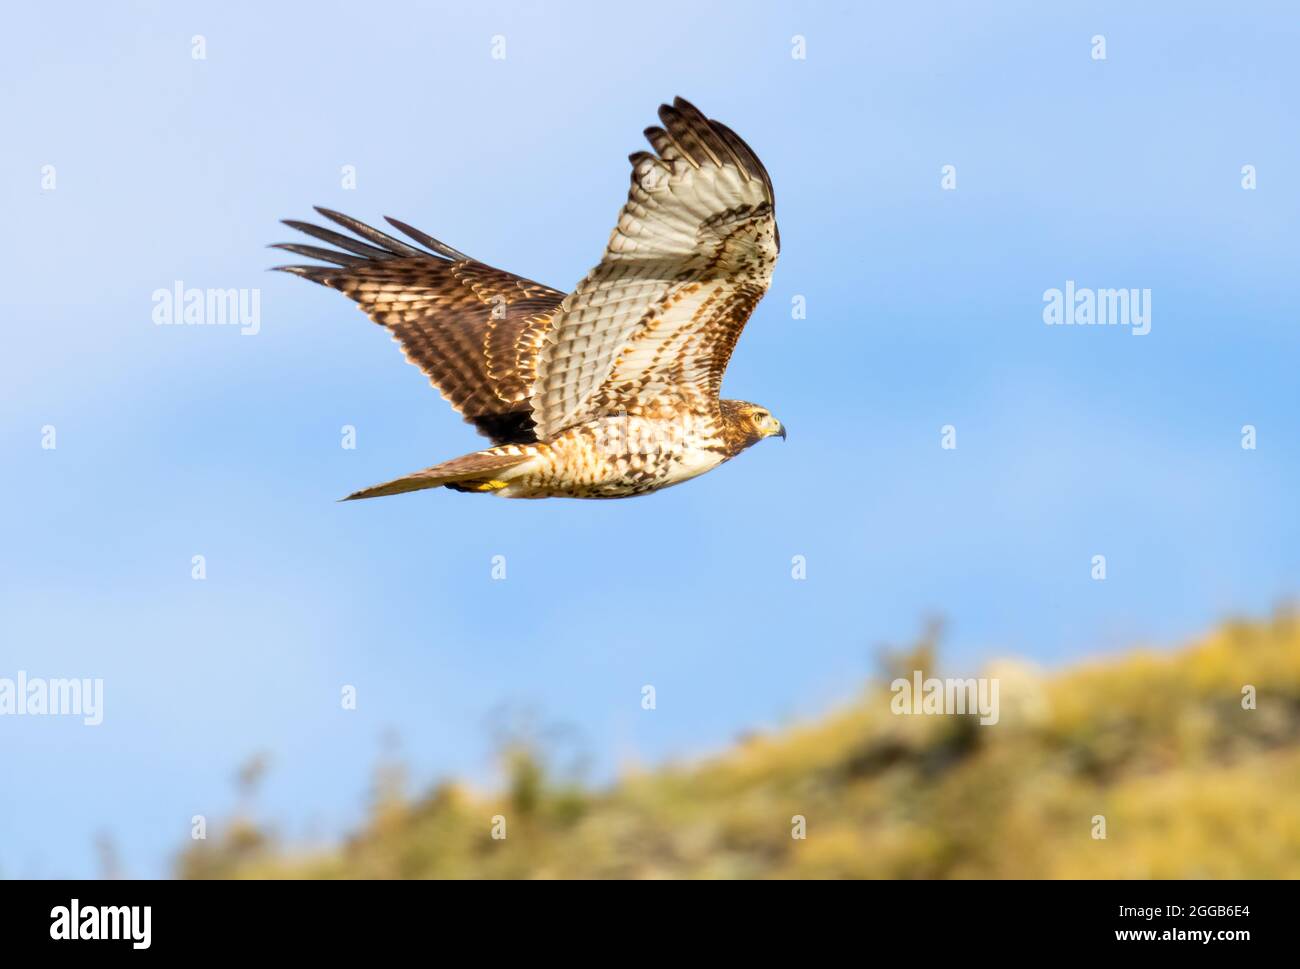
274, 97, 784, 500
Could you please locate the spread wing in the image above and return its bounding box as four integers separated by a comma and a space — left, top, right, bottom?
528, 97, 779, 441
273, 208, 565, 445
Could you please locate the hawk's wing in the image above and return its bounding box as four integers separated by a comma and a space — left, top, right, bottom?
528, 97, 779, 441
273, 208, 565, 445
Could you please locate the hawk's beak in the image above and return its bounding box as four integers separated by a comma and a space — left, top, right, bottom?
777, 423, 787, 441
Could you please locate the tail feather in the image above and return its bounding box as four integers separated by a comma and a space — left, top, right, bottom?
341, 450, 534, 501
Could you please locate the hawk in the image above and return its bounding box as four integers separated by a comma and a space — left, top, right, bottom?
274, 97, 785, 500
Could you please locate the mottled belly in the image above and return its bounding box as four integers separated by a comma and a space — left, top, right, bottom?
499, 417, 727, 499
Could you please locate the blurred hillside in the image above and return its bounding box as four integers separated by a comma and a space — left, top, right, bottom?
179, 611, 1300, 878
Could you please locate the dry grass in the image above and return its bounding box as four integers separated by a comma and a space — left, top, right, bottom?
178, 610, 1300, 879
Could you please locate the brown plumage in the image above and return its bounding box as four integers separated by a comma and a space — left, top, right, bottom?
274, 97, 785, 500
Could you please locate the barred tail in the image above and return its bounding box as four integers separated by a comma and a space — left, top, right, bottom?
341, 450, 534, 501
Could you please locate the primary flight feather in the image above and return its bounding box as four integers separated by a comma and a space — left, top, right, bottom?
274, 97, 785, 500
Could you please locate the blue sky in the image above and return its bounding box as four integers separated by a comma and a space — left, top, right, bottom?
2, 1, 1297, 877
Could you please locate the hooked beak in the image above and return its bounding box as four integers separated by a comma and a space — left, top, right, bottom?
777, 423, 787, 441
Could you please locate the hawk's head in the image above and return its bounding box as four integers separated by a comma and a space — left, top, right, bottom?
721, 399, 786, 452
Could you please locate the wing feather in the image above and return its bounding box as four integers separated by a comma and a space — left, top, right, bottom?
272, 213, 565, 444
529, 98, 779, 440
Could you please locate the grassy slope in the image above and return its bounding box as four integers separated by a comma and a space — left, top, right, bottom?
179, 612, 1300, 878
